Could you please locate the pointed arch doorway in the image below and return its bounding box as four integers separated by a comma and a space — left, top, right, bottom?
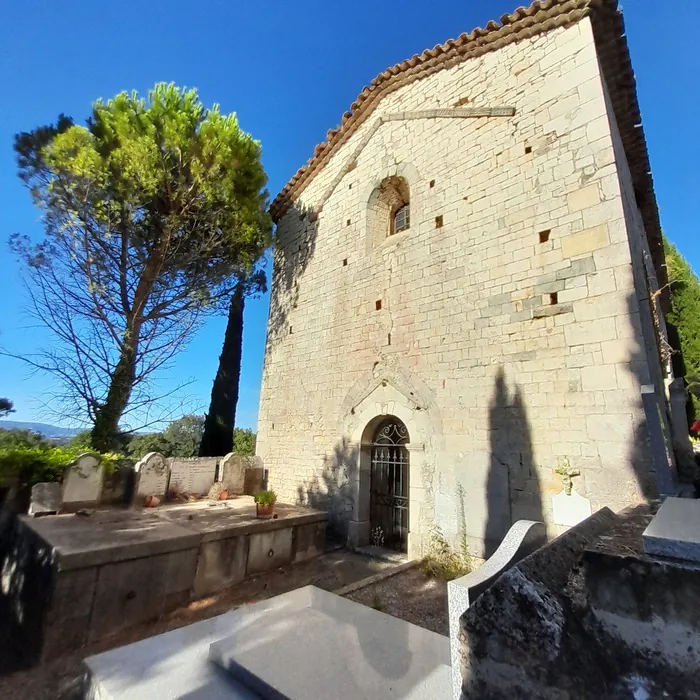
370, 416, 410, 552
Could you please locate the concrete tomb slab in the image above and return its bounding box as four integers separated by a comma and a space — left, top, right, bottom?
19, 509, 201, 570
643, 496, 700, 563
208, 586, 451, 700
28, 482, 62, 516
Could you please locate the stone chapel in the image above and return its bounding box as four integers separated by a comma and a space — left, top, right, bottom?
257, 0, 682, 559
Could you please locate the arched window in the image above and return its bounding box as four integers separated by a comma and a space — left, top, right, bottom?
367, 176, 410, 244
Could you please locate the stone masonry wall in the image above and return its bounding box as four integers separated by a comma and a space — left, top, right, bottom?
257, 17, 667, 557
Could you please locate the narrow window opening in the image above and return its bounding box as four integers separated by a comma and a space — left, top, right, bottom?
346, 219, 351, 226
549, 292, 558, 305
343, 258, 348, 267
525, 145, 532, 154
289, 326, 293, 334
392, 203, 410, 235
348, 183, 353, 189
387, 333, 392, 346
429, 179, 435, 188
539, 229, 551, 243
435, 215, 444, 229
375, 300, 382, 311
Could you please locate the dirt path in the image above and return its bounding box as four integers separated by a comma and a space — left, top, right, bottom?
346, 567, 449, 636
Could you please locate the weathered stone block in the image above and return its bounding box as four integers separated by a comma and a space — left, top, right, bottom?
193, 536, 248, 598
567, 184, 600, 213
292, 521, 326, 562
561, 225, 609, 258
247, 528, 293, 575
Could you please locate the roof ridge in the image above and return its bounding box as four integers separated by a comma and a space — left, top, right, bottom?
271, 0, 595, 221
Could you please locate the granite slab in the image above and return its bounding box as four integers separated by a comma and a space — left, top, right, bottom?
643, 497, 700, 563
208, 586, 451, 700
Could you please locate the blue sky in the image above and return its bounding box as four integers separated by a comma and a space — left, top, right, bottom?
0, 1, 697, 431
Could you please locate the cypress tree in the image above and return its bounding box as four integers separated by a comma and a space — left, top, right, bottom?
664, 236, 700, 419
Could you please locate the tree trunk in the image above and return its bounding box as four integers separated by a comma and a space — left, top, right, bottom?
199, 283, 245, 457
91, 332, 139, 452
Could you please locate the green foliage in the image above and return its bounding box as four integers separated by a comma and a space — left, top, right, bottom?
0, 427, 47, 450
421, 526, 473, 581
163, 414, 204, 458
12, 83, 272, 449
127, 417, 255, 459
254, 489, 277, 506
233, 428, 256, 456
127, 432, 171, 459
664, 236, 700, 418
0, 427, 120, 486
0, 398, 14, 418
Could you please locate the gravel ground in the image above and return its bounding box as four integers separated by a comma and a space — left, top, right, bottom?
0, 549, 394, 700
346, 567, 449, 636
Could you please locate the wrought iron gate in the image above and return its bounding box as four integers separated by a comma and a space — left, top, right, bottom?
370, 418, 409, 552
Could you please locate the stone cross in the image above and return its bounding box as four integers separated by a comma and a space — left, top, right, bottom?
555, 459, 580, 496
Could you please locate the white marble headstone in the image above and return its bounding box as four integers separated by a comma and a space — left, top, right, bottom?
135, 452, 169, 501
552, 489, 592, 528
62, 453, 104, 507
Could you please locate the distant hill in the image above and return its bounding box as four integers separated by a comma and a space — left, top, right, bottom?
0, 420, 80, 440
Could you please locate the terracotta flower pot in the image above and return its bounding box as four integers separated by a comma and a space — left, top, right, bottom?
219, 490, 229, 501
256, 502, 275, 518
144, 495, 160, 508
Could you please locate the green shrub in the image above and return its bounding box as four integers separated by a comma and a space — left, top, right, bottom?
254, 490, 277, 506
0, 444, 82, 486
0, 427, 122, 488
421, 526, 473, 581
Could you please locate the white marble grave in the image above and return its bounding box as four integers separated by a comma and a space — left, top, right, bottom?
643, 497, 700, 563
84, 586, 451, 700
552, 489, 592, 528
62, 453, 104, 507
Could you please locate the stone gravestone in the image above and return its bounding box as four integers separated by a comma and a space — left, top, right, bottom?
244, 460, 266, 496
62, 453, 104, 509
552, 489, 592, 528
28, 482, 62, 516
134, 452, 169, 503
169, 458, 218, 497
219, 453, 246, 495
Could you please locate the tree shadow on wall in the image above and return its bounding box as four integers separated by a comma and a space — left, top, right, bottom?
265, 202, 319, 353
296, 437, 359, 542
624, 290, 680, 499
484, 367, 543, 558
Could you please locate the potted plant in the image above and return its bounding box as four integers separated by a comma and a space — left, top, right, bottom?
254, 489, 277, 518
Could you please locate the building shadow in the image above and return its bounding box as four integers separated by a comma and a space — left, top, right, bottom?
623, 289, 679, 499
484, 367, 543, 558
296, 437, 359, 543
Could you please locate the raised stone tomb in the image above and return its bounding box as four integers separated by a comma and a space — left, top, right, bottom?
0, 497, 326, 667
